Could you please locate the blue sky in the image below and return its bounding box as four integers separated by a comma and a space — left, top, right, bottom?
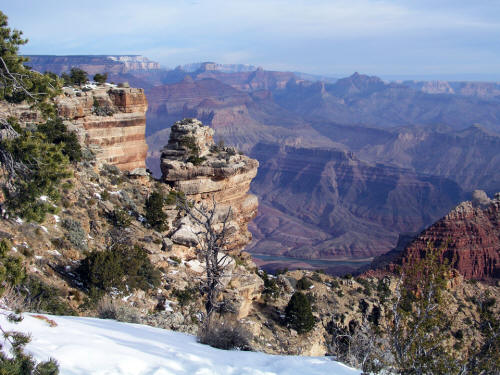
3, 0, 500, 80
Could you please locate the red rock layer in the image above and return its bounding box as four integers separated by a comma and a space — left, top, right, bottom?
399, 196, 500, 280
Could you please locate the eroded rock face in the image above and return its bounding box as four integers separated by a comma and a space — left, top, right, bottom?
400, 192, 500, 280
161, 118, 259, 251
56, 86, 148, 171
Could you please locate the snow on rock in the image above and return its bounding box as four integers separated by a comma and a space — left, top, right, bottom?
0, 312, 359, 375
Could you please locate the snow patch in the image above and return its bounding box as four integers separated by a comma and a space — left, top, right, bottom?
0, 311, 360, 374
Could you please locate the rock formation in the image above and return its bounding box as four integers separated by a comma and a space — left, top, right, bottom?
56, 85, 148, 171
161, 118, 259, 250
397, 191, 500, 280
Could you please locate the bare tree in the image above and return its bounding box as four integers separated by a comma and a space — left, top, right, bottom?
176, 196, 233, 323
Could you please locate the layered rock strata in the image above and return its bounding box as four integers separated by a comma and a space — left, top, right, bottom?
161, 118, 259, 250
397, 191, 500, 280
56, 86, 148, 171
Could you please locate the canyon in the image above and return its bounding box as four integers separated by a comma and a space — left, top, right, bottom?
23, 55, 500, 273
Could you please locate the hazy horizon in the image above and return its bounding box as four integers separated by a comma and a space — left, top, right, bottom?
4, 0, 500, 81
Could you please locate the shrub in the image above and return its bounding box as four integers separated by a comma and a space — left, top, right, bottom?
144, 191, 167, 231
284, 292, 315, 333
96, 295, 141, 323
62, 218, 87, 251
198, 320, 251, 350
77, 244, 161, 295
172, 287, 197, 307
259, 271, 279, 300
21, 275, 76, 315
296, 276, 313, 290
109, 208, 132, 228
164, 190, 185, 206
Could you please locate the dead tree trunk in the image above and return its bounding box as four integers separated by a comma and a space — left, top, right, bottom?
177, 196, 233, 323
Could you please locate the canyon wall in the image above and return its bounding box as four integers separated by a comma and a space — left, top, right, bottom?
56, 86, 148, 171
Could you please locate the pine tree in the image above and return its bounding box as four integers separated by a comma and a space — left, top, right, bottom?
145, 191, 168, 231
285, 291, 315, 333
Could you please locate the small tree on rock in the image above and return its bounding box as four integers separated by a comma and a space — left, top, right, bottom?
285, 291, 315, 334
69, 68, 88, 86
93, 73, 107, 85
145, 191, 168, 232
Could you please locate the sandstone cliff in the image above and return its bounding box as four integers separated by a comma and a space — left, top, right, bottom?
161, 118, 259, 251
56, 85, 148, 171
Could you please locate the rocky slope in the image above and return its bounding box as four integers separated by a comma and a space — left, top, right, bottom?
55, 85, 149, 171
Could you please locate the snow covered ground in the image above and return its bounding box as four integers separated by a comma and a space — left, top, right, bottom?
0, 311, 360, 375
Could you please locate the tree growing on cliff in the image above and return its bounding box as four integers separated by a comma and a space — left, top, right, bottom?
387, 243, 457, 374
93, 73, 108, 85
176, 196, 233, 323
144, 190, 168, 232
69, 68, 88, 86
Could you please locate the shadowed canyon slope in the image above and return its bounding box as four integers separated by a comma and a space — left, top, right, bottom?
248, 144, 463, 259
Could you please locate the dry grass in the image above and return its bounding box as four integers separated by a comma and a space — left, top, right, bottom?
0, 284, 29, 312
32, 314, 58, 327
96, 295, 141, 323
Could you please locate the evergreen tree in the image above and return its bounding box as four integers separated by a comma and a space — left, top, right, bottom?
144, 191, 168, 231
69, 68, 88, 86
93, 73, 108, 84
284, 291, 315, 333
388, 243, 458, 374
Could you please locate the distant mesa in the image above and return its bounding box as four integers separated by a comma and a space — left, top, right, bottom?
25, 55, 161, 75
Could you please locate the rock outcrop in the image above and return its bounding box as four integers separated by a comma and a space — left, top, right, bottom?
161, 118, 259, 250
56, 85, 148, 171
398, 191, 500, 280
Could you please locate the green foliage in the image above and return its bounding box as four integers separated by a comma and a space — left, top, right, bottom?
109, 208, 132, 228
21, 275, 76, 315
0, 240, 24, 293
68, 68, 88, 86
144, 191, 168, 231
296, 276, 313, 290
0, 11, 61, 116
179, 135, 202, 161
37, 117, 82, 162
93, 73, 108, 84
77, 244, 161, 295
259, 271, 279, 300
388, 244, 457, 375
284, 292, 315, 334
2, 119, 73, 222
186, 155, 206, 166
172, 287, 197, 307
164, 190, 185, 206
